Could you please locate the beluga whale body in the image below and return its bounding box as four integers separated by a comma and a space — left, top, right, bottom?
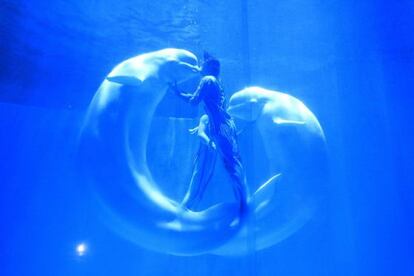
80, 48, 248, 255
212, 86, 328, 255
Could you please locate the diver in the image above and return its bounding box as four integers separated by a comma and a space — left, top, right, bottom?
170, 52, 249, 213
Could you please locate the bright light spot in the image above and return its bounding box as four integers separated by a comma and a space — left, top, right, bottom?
76, 243, 87, 256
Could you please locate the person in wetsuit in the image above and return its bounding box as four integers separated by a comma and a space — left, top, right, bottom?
170, 52, 248, 213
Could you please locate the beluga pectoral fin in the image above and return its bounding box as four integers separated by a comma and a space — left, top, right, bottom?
273, 117, 306, 125
106, 76, 143, 86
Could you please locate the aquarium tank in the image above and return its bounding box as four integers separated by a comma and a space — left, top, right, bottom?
1, 0, 413, 275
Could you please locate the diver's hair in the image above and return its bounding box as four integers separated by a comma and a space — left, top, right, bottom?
203, 51, 220, 77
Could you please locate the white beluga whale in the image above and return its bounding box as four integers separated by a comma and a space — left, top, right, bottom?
79, 49, 328, 256
211, 86, 327, 255
80, 48, 247, 255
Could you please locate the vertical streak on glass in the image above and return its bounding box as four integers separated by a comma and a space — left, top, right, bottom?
240, 0, 251, 85
241, 0, 258, 272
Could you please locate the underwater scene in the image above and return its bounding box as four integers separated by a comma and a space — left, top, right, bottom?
1, 0, 413, 275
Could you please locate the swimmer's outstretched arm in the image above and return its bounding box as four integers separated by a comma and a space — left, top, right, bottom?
169, 78, 209, 105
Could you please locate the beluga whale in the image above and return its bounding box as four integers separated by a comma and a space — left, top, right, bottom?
212, 86, 328, 255
80, 48, 247, 255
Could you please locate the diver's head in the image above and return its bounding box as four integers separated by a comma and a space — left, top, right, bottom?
201, 51, 220, 77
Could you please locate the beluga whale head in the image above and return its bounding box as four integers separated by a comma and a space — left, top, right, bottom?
227, 86, 270, 122
157, 48, 201, 85
106, 48, 200, 87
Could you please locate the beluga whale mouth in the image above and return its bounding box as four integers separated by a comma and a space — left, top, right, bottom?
78, 49, 328, 256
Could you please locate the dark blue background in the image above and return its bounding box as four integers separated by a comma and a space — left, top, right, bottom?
1, 0, 413, 275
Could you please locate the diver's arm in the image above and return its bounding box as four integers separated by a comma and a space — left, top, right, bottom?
172, 86, 203, 105
197, 117, 210, 145
170, 77, 211, 105
176, 91, 202, 105
197, 115, 216, 149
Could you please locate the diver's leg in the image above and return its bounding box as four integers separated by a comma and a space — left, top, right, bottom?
225, 158, 248, 213
181, 145, 217, 210
215, 133, 249, 212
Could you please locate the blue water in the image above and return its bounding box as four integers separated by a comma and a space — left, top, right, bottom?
1, 0, 413, 275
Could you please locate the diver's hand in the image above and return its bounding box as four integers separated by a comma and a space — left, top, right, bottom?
188, 126, 199, 135
208, 140, 217, 150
